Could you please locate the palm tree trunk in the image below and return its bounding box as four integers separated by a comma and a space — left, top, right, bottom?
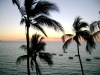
77, 44, 84, 75
34, 59, 38, 75
26, 26, 30, 75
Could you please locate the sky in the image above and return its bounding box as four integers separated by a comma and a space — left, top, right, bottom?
0, 0, 100, 41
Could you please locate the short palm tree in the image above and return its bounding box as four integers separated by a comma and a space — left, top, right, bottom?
12, 0, 64, 75
62, 17, 96, 75
17, 33, 53, 75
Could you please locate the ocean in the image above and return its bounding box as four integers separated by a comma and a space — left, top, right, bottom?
0, 41, 100, 75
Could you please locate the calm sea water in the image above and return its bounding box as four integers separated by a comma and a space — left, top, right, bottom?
0, 41, 100, 75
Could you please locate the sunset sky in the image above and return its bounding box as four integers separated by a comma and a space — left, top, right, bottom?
0, 0, 100, 41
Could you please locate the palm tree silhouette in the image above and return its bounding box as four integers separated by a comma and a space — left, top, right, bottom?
12, 0, 64, 75
17, 33, 53, 75
62, 16, 96, 75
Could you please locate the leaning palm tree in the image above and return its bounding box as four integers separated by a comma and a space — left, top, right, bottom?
62, 16, 96, 75
17, 33, 53, 75
12, 0, 64, 75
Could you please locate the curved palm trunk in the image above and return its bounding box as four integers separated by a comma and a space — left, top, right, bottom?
77, 44, 84, 75
34, 59, 39, 75
26, 26, 30, 75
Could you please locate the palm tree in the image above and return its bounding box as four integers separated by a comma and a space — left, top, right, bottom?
17, 33, 53, 75
12, 0, 64, 75
62, 16, 96, 75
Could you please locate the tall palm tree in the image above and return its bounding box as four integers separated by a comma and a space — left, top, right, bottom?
62, 17, 96, 75
17, 33, 53, 75
12, 0, 64, 75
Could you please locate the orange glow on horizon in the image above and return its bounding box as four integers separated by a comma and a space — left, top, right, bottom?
0, 33, 26, 41
44, 37, 62, 42
0, 36, 62, 42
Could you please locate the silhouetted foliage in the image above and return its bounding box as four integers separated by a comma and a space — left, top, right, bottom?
90, 12, 100, 36
62, 16, 96, 75
89, 13, 100, 42
12, 0, 64, 75
12, 0, 64, 36
90, 21, 100, 33
17, 34, 53, 75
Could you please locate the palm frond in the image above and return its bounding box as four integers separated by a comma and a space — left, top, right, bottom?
12, 0, 25, 16
86, 36, 96, 54
98, 21, 100, 29
79, 22, 88, 29
61, 34, 66, 42
31, 33, 41, 46
90, 21, 99, 33
24, 0, 35, 15
20, 16, 27, 25
73, 17, 88, 31
30, 22, 47, 37
34, 15, 64, 32
39, 52, 53, 66
12, 0, 20, 8
61, 34, 73, 42
20, 45, 27, 51
63, 38, 72, 52
37, 41, 46, 52
16, 55, 27, 65
92, 31, 100, 40
77, 30, 90, 40
39, 37, 45, 42
20, 6, 26, 16
31, 34, 43, 51
73, 16, 82, 31
30, 0, 59, 17
66, 34, 73, 37
20, 18, 25, 25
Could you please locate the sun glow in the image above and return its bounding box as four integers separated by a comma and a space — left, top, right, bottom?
0, 0, 100, 42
